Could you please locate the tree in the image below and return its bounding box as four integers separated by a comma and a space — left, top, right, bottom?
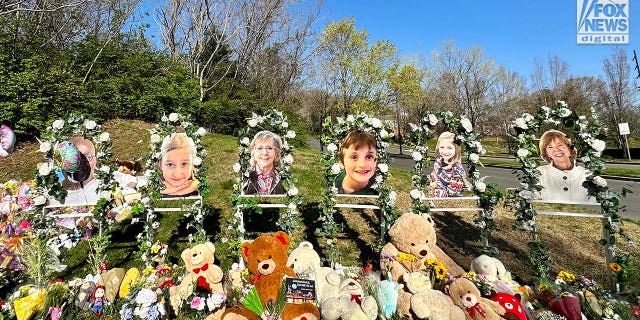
602, 48, 638, 152
387, 62, 423, 152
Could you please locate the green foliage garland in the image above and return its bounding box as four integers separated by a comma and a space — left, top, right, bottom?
408, 111, 502, 256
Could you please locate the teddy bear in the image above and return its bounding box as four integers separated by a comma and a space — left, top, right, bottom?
320, 277, 378, 320
180, 242, 224, 293
74, 278, 96, 310
446, 277, 505, 320
380, 212, 464, 284
491, 291, 526, 320
401, 271, 464, 320
469, 255, 520, 294
220, 231, 320, 320
286, 241, 341, 303
228, 263, 246, 291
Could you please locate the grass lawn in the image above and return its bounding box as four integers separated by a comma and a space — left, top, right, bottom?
2, 119, 640, 318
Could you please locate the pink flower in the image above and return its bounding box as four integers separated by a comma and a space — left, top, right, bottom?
190, 297, 205, 310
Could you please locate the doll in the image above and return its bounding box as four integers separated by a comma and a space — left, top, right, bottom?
90, 285, 106, 316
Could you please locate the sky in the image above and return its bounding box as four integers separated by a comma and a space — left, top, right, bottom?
318, 0, 639, 84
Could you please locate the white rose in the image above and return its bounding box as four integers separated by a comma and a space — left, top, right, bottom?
412, 151, 423, 161
99, 132, 110, 142
192, 157, 202, 166
428, 114, 438, 126
445, 111, 453, 117
523, 113, 534, 122
514, 118, 528, 129
380, 129, 389, 139
558, 100, 568, 108
370, 118, 382, 128
389, 191, 397, 203
38, 162, 51, 176
282, 121, 289, 128
288, 203, 297, 210
196, 127, 206, 136
288, 187, 299, 196
378, 163, 388, 173
375, 175, 383, 183
283, 154, 294, 165
460, 118, 473, 133
152, 221, 160, 229
591, 139, 606, 152
232, 163, 241, 173
409, 189, 422, 200
517, 148, 530, 158
85, 120, 97, 130
540, 106, 550, 113
285, 130, 296, 139
52, 119, 65, 130
331, 163, 341, 175
150, 134, 162, 144
99, 165, 110, 173
475, 181, 487, 192
161, 115, 168, 122
469, 153, 480, 163
240, 137, 250, 146
558, 108, 571, 118
248, 119, 258, 127
346, 115, 355, 122
39, 142, 52, 153
168, 113, 179, 122
327, 143, 338, 153
593, 176, 607, 187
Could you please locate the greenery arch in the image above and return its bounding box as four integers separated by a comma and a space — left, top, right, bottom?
408, 111, 503, 256
227, 109, 302, 250
511, 100, 632, 280
319, 113, 397, 263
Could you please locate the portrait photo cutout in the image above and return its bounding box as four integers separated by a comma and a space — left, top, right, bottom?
427, 131, 467, 198
537, 129, 594, 203
48, 137, 100, 206
334, 130, 378, 195
158, 132, 200, 197
242, 130, 286, 195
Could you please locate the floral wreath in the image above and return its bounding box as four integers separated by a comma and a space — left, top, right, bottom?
319, 113, 397, 263
227, 109, 301, 250
510, 100, 633, 279
139, 112, 209, 266
408, 111, 502, 256
34, 114, 117, 236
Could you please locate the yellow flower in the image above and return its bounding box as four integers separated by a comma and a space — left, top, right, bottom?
609, 263, 622, 273
397, 252, 417, 262
143, 266, 155, 275
434, 264, 447, 280
151, 244, 161, 254
556, 271, 576, 283
424, 258, 439, 267
4, 180, 18, 196
466, 271, 477, 277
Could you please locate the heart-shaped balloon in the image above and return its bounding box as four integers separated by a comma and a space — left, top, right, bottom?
54, 141, 81, 173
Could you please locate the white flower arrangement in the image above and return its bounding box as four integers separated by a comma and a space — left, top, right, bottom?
229, 109, 301, 250
320, 113, 395, 262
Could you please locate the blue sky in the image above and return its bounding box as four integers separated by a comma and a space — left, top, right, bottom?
319, 0, 638, 83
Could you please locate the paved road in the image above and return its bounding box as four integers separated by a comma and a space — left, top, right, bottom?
308, 139, 640, 221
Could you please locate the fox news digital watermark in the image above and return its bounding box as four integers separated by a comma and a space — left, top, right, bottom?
577, 0, 628, 44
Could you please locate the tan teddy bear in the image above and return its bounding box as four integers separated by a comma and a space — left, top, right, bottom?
447, 277, 505, 320
320, 277, 378, 320
180, 242, 224, 293
380, 212, 464, 318
403, 272, 465, 320
469, 254, 520, 294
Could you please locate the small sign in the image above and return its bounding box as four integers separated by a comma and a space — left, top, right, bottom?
619, 123, 630, 135
285, 278, 316, 303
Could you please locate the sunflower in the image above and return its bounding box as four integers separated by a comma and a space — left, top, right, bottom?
609, 262, 622, 273
434, 263, 448, 280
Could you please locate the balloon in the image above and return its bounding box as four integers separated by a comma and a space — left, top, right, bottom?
0, 124, 16, 158
54, 141, 81, 173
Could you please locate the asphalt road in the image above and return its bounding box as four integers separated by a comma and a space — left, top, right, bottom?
308, 139, 640, 221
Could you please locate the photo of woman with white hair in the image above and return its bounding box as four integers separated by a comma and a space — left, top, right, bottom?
242, 130, 286, 195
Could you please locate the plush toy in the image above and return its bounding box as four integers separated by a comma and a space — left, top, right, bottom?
320, 277, 378, 320
89, 285, 107, 316
402, 272, 465, 320
119, 267, 141, 298
287, 241, 341, 303
228, 263, 245, 291
180, 242, 224, 293
100, 267, 125, 302
220, 231, 319, 320
447, 278, 505, 320
377, 272, 404, 319
380, 212, 463, 285
470, 255, 519, 294
491, 291, 526, 320
74, 279, 96, 310
0, 124, 15, 158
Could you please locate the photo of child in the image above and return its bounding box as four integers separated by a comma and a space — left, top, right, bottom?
427, 131, 466, 197
158, 132, 199, 197
334, 130, 378, 195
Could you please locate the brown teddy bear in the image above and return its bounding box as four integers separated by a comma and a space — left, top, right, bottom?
446, 277, 505, 320
380, 212, 464, 318
221, 231, 320, 320
180, 242, 224, 293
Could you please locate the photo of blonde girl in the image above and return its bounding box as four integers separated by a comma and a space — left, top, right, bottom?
428, 131, 466, 197
158, 133, 199, 197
